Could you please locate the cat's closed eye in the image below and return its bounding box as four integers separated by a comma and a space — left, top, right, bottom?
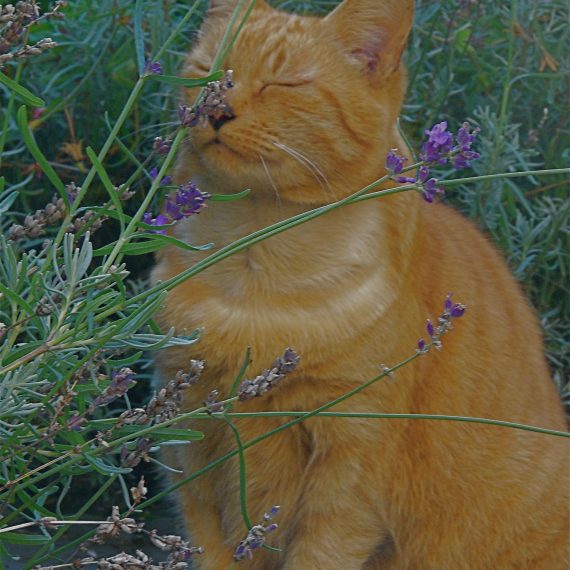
258, 80, 312, 95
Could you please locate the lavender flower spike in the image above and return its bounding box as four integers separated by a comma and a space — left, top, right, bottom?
417, 294, 466, 355
90, 368, 136, 409
237, 348, 300, 401
234, 506, 280, 562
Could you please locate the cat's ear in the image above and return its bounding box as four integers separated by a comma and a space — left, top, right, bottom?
323, 0, 414, 76
208, 0, 269, 15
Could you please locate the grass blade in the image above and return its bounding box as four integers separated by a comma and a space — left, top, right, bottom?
0, 72, 45, 107
16, 106, 68, 206
86, 147, 125, 232
134, 0, 146, 76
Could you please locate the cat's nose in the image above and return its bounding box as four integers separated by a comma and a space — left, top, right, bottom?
209, 110, 236, 131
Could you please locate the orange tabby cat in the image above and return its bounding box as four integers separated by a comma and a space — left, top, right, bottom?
151, 0, 569, 568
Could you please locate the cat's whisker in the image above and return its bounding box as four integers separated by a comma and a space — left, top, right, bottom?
273, 142, 327, 186
273, 142, 334, 198
259, 154, 282, 207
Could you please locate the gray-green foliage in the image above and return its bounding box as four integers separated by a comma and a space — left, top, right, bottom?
404, 0, 569, 379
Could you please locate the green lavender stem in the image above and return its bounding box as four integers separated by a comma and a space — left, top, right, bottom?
216, 411, 570, 438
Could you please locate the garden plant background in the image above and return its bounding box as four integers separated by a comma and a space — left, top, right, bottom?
0, 0, 568, 568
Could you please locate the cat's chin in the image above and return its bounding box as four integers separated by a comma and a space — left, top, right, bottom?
203, 138, 244, 160
197, 139, 250, 177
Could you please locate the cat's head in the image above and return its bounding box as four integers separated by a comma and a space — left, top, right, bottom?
178, 0, 414, 203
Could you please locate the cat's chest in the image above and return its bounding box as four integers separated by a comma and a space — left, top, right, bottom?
154, 198, 399, 365
157, 235, 393, 363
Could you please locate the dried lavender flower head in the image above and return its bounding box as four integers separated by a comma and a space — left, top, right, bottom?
0, 1, 63, 67
179, 69, 235, 128
237, 348, 300, 401
234, 506, 280, 562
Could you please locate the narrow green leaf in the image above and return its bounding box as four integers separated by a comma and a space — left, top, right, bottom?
0, 191, 18, 215
146, 70, 223, 87
0, 532, 50, 545
106, 350, 144, 367
83, 453, 132, 475
0, 176, 4, 193
93, 234, 213, 256
210, 188, 251, 202
85, 421, 204, 441
134, 0, 146, 76
104, 332, 198, 350
110, 240, 184, 256
0, 282, 35, 315
86, 147, 125, 231
117, 427, 204, 441
17, 106, 68, 205
0, 72, 45, 107
2, 340, 44, 365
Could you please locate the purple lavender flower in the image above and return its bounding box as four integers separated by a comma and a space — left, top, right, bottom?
451, 122, 481, 169
384, 150, 445, 203
385, 149, 406, 175
420, 120, 480, 169
165, 182, 210, 221
154, 213, 170, 225
417, 294, 466, 355
421, 177, 445, 203
421, 121, 454, 164
418, 166, 430, 183
142, 212, 170, 235
457, 122, 480, 149
441, 293, 466, 325
141, 182, 208, 235
149, 167, 172, 186
145, 60, 163, 75
450, 302, 466, 318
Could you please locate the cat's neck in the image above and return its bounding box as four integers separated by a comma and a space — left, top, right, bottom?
170, 174, 421, 303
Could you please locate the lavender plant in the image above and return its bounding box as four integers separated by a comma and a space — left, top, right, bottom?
0, 1, 568, 569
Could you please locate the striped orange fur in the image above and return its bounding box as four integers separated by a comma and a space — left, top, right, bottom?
152, 1, 569, 567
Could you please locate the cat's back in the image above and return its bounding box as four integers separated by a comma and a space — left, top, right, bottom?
412, 200, 565, 425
